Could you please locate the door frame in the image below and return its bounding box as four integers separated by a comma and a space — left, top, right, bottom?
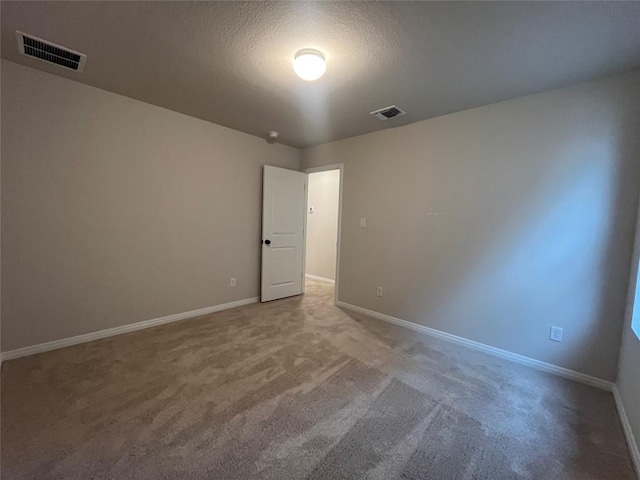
302, 163, 344, 305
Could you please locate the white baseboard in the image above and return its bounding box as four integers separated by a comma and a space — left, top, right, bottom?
613, 387, 640, 478
305, 274, 335, 285
335, 301, 615, 391
1, 297, 259, 361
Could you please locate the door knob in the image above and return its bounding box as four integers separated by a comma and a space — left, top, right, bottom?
264, 239, 271, 245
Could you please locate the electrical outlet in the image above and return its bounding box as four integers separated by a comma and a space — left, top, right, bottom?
230, 277, 236, 287
360, 218, 366, 228
550, 326, 563, 342
376, 286, 383, 297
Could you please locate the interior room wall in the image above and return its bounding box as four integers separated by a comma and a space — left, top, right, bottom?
1, 60, 300, 352
617, 198, 640, 461
301, 69, 640, 381
305, 170, 340, 281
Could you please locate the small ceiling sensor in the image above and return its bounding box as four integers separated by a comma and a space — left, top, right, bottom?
293, 49, 326, 81
267, 130, 279, 144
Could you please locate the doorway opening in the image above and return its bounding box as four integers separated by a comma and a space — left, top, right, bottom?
303, 165, 343, 304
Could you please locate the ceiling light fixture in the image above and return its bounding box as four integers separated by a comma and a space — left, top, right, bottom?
293, 49, 326, 81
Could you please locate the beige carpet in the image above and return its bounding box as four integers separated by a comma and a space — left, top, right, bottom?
1, 280, 636, 479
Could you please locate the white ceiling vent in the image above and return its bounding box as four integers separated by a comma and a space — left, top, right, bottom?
16, 31, 87, 72
370, 105, 407, 121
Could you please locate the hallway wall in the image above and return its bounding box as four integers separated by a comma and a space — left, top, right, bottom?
306, 170, 340, 281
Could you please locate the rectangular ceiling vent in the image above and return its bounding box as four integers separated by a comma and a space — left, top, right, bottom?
370, 105, 407, 121
16, 31, 87, 73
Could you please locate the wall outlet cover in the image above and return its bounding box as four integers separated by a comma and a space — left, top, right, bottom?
550, 326, 563, 342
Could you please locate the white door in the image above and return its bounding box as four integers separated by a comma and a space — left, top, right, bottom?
261, 165, 307, 302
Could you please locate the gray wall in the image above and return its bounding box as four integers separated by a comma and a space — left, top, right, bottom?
1, 60, 300, 352
306, 170, 340, 281
302, 70, 640, 381
618, 200, 640, 454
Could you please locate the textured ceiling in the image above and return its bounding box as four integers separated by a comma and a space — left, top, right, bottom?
2, 1, 639, 148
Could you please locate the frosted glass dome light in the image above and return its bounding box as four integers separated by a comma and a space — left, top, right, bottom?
293, 49, 326, 81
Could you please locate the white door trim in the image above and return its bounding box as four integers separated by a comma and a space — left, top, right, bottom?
302, 164, 344, 306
